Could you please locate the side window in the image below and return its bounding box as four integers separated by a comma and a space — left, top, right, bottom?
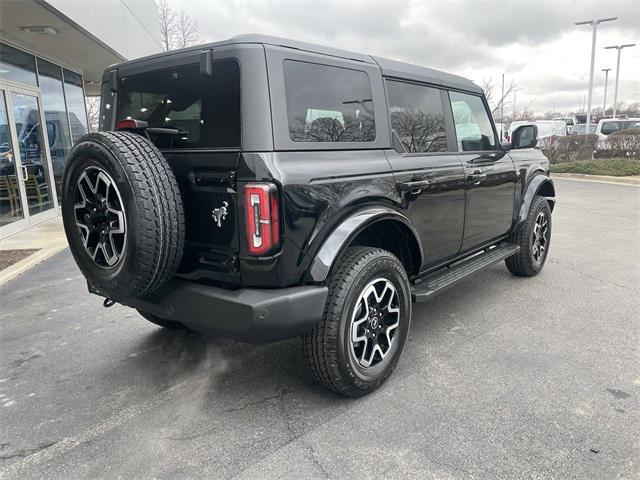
283, 60, 375, 143
386, 80, 448, 153
601, 122, 619, 135
449, 91, 497, 151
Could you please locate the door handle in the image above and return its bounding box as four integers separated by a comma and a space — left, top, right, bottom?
22, 165, 29, 181
399, 179, 431, 194
468, 171, 486, 185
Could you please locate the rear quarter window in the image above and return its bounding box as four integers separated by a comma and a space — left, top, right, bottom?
116, 59, 240, 149
283, 60, 375, 143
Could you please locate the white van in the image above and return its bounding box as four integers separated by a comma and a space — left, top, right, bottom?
595, 118, 640, 145
509, 120, 567, 144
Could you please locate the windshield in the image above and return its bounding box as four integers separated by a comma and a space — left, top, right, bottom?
115, 59, 240, 149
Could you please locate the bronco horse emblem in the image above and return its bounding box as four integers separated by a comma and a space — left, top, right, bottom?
211, 201, 229, 227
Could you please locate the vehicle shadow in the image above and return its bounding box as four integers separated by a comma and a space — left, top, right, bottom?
114, 264, 520, 410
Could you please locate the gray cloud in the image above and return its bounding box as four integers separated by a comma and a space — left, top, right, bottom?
169, 0, 640, 114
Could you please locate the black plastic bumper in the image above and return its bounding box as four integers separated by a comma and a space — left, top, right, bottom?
121, 280, 328, 343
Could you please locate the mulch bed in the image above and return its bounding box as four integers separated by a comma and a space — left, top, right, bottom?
0, 249, 41, 271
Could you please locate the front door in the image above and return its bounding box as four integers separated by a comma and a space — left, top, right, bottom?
447, 91, 517, 251
0, 83, 58, 238
384, 80, 465, 270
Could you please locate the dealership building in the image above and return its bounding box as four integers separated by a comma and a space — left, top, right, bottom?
0, 0, 161, 238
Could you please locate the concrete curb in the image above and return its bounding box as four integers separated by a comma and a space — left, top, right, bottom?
552, 173, 640, 186
0, 246, 66, 286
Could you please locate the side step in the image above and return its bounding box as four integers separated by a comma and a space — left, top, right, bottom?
411, 244, 519, 303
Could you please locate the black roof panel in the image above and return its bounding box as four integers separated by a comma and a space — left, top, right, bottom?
114, 34, 481, 94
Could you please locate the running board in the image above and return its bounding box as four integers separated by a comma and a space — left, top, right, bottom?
411, 244, 520, 303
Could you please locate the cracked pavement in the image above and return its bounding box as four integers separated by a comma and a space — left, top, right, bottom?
0, 178, 638, 479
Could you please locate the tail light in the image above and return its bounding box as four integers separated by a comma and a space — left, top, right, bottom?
244, 183, 280, 256
116, 119, 148, 130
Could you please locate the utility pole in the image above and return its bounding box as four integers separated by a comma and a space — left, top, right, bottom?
602, 68, 611, 114
575, 17, 617, 131
500, 73, 505, 140
604, 43, 637, 117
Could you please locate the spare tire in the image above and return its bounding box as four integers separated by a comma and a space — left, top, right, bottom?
62, 131, 185, 301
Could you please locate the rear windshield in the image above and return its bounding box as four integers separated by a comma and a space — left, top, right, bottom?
115, 59, 240, 149
283, 60, 375, 143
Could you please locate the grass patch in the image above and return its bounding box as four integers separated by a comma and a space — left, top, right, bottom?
551, 158, 640, 177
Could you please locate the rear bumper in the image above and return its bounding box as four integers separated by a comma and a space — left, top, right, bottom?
122, 281, 328, 343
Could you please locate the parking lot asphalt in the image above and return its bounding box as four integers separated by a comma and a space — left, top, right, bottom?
1, 178, 638, 480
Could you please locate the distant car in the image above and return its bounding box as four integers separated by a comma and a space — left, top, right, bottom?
509, 120, 567, 145
595, 118, 640, 145
553, 116, 579, 134
572, 123, 596, 135
495, 122, 509, 142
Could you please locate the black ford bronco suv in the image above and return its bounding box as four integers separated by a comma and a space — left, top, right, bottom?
62, 35, 555, 397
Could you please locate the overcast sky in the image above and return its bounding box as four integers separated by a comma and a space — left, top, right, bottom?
168, 0, 639, 115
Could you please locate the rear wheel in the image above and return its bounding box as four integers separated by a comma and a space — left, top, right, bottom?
303, 247, 411, 397
505, 196, 552, 276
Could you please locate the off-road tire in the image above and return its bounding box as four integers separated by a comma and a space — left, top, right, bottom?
138, 310, 188, 330
505, 195, 551, 276
62, 131, 185, 301
303, 247, 411, 397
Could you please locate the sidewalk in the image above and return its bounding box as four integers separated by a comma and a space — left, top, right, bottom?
0, 216, 67, 285
552, 172, 640, 186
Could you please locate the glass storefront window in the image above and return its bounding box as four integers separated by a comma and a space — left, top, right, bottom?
0, 43, 38, 87
11, 92, 55, 215
37, 58, 73, 203
62, 68, 88, 142
0, 89, 25, 226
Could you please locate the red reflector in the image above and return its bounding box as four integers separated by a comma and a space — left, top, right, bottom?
116, 119, 149, 130
244, 183, 280, 256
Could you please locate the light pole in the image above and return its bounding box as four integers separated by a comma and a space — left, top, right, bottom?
602, 68, 611, 114
605, 43, 637, 117
575, 17, 617, 132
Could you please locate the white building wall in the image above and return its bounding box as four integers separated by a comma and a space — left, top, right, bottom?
45, 0, 163, 60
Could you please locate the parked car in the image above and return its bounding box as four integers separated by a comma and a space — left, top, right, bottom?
595, 118, 640, 146
494, 122, 509, 142
553, 116, 579, 134
509, 120, 567, 144
572, 123, 596, 135
62, 35, 555, 397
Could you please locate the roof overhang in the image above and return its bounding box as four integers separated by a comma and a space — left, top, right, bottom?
0, 0, 125, 94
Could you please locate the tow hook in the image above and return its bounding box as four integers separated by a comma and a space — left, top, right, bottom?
103, 298, 116, 308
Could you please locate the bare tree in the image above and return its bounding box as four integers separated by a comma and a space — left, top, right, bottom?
513, 100, 535, 121
158, 0, 198, 51
175, 10, 198, 49
85, 96, 100, 133
158, 0, 177, 51
482, 77, 517, 118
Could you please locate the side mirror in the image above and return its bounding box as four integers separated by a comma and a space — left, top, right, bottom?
511, 125, 538, 149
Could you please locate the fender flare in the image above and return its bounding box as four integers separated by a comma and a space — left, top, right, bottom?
305, 206, 423, 283
516, 174, 556, 230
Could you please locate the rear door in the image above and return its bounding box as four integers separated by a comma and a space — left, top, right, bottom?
112, 54, 243, 283
447, 91, 517, 251
384, 80, 465, 268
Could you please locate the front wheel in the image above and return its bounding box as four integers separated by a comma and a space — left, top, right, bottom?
505, 196, 552, 276
303, 247, 411, 397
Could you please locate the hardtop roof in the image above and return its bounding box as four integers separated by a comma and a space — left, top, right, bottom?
113, 34, 482, 94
